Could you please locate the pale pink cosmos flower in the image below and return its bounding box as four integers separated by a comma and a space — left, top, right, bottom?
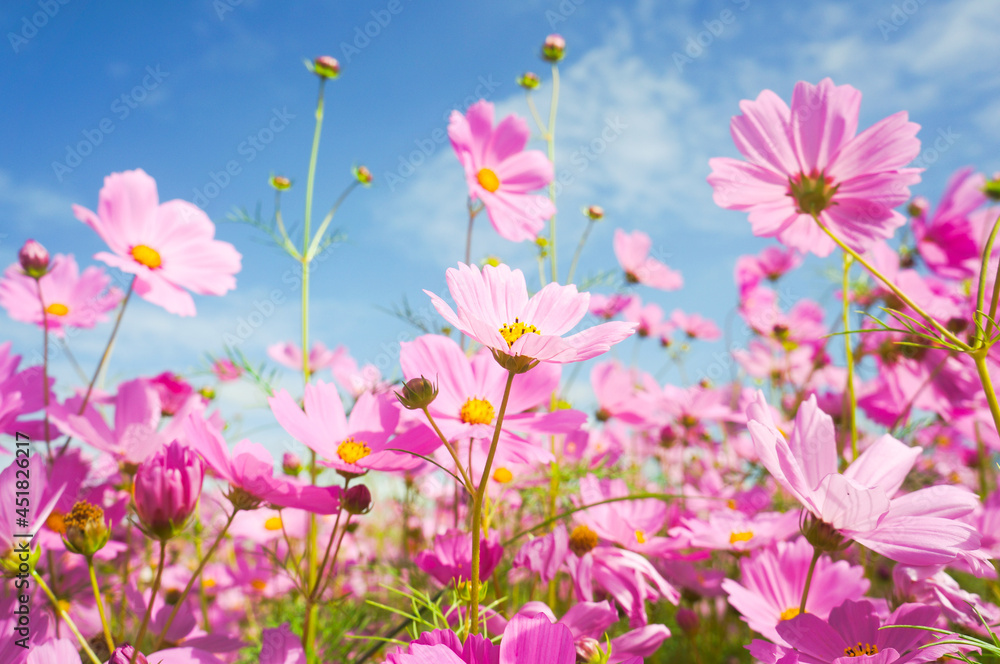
912, 167, 987, 280
621, 298, 665, 339
0, 254, 122, 336
449, 100, 556, 242
588, 293, 634, 320
574, 474, 675, 555
267, 341, 339, 373
747, 391, 986, 569
722, 537, 870, 644
734, 246, 802, 295
613, 229, 683, 291
0, 341, 49, 438
414, 528, 504, 585
666, 309, 720, 341
672, 510, 799, 554
708, 78, 922, 257
73, 169, 241, 316
425, 263, 636, 369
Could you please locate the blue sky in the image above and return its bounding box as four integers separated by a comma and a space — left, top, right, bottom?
2, 0, 999, 441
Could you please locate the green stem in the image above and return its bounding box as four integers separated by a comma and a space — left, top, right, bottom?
565, 218, 595, 286
973, 350, 1000, 443
469, 369, 516, 635
546, 63, 560, 284
132, 540, 167, 662
153, 510, 236, 649
309, 483, 347, 600
811, 215, 969, 351
420, 407, 474, 493
525, 92, 548, 137
87, 556, 116, 653
32, 570, 102, 664
842, 252, 858, 459
974, 207, 1000, 348
35, 280, 52, 460
799, 546, 822, 615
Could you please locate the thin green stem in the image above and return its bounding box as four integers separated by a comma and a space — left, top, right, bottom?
975, 207, 1000, 347
420, 407, 474, 493
546, 63, 560, 283
565, 218, 595, 286
132, 540, 167, 662
153, 510, 236, 649
812, 215, 970, 351
87, 556, 116, 653
973, 350, 1000, 443
525, 92, 548, 137
842, 252, 858, 459
33, 570, 102, 664
469, 369, 516, 635
305, 180, 359, 260
35, 279, 52, 460
799, 546, 823, 615
316, 515, 353, 600
310, 490, 346, 600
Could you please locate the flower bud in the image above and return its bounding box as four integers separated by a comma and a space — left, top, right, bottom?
311, 55, 340, 79
517, 72, 541, 90
395, 376, 438, 410
269, 175, 292, 191
282, 452, 302, 476
800, 512, 846, 553
18, 239, 49, 279
584, 205, 604, 220
62, 501, 110, 557
199, 386, 216, 401
575, 637, 605, 664
353, 165, 373, 186
1, 545, 40, 578
343, 484, 372, 515
985, 175, 1000, 202
906, 196, 929, 218
541, 34, 566, 62
675, 607, 700, 637
110, 644, 148, 664
226, 485, 263, 512
133, 441, 204, 541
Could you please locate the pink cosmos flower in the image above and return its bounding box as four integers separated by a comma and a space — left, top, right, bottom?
708, 78, 922, 257
621, 298, 665, 339
590, 361, 657, 424
426, 263, 636, 369
666, 309, 720, 341
747, 391, 986, 569
73, 169, 241, 316
734, 246, 802, 295
327, 345, 392, 397
672, 510, 799, 554
149, 372, 198, 416
912, 167, 987, 279
0, 342, 48, 437
267, 341, 339, 374
259, 624, 305, 664
133, 440, 204, 540
588, 294, 635, 320
0, 254, 122, 335
269, 381, 432, 475
210, 358, 243, 382
414, 528, 504, 585
0, 454, 64, 556
575, 474, 674, 555
449, 100, 556, 242
613, 229, 683, 290
722, 537, 870, 643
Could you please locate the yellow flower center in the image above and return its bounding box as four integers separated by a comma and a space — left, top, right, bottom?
635, 530, 647, 544
57, 600, 71, 614
45, 303, 69, 316
336, 438, 371, 465
477, 168, 501, 192
131, 244, 162, 269
569, 524, 599, 556
729, 530, 754, 545
460, 397, 495, 425
499, 318, 540, 347
780, 607, 801, 621
264, 516, 283, 531
492, 467, 513, 483
203, 578, 217, 589
250, 579, 267, 591
46, 511, 66, 534
726, 499, 738, 510
844, 643, 879, 658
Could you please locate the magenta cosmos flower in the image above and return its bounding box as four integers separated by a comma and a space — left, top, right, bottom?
613, 229, 682, 291
133, 440, 204, 540
73, 169, 241, 316
426, 263, 636, 371
0, 254, 122, 335
708, 78, 922, 257
449, 100, 556, 242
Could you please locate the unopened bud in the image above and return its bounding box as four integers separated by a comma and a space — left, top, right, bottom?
541, 34, 566, 62
343, 484, 373, 515
311, 55, 340, 79
575, 637, 604, 663
906, 196, 929, 218
984, 176, 1000, 202
517, 72, 541, 90
109, 644, 148, 664
483, 256, 501, 268
395, 376, 438, 410
269, 175, 292, 191
800, 513, 846, 553
584, 205, 604, 220
18, 239, 49, 279
675, 607, 700, 637
282, 452, 302, 476
353, 165, 373, 186
63, 501, 110, 557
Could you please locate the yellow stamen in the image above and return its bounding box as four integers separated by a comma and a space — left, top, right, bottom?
726, 499, 737, 510
780, 607, 801, 621
131, 244, 162, 269
250, 579, 267, 591
264, 516, 283, 531
635, 530, 646, 544
844, 643, 879, 657
203, 578, 217, 589
477, 168, 500, 192
45, 303, 69, 316
569, 524, 599, 556
498, 317, 540, 347
460, 397, 495, 425
492, 467, 513, 483
57, 599, 71, 614
46, 511, 66, 534
336, 438, 371, 465
729, 530, 754, 545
